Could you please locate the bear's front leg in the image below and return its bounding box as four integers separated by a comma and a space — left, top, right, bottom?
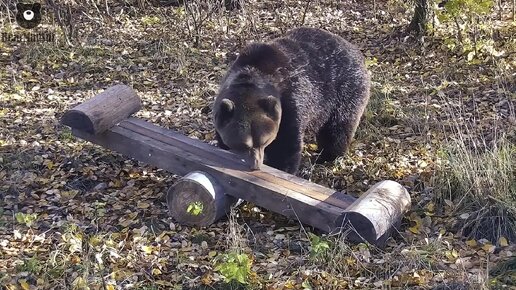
214, 131, 230, 150
264, 140, 302, 174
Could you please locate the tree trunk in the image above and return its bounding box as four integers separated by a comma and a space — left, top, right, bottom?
408, 0, 431, 35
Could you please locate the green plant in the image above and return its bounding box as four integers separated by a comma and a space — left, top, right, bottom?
16, 257, 43, 274
15, 212, 38, 227
214, 252, 253, 284
308, 233, 331, 259
436, 0, 497, 60
59, 128, 73, 141
187, 201, 204, 216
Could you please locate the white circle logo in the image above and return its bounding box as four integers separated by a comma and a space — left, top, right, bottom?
23, 10, 34, 21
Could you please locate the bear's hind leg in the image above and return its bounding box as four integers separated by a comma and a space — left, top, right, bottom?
315, 117, 356, 163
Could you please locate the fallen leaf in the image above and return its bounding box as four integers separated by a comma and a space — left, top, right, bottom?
19, 280, 30, 290
499, 236, 508, 247
466, 239, 477, 247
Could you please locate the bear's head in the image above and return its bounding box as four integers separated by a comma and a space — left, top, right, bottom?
16, 2, 42, 29
214, 71, 282, 170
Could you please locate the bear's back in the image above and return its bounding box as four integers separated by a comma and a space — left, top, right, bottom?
274, 27, 367, 88
270, 27, 370, 133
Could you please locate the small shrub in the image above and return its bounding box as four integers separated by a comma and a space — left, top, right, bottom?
15, 212, 38, 227
187, 201, 204, 216
308, 232, 331, 259
16, 257, 43, 274
214, 252, 253, 285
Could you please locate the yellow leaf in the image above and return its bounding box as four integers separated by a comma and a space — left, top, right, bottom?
467, 51, 475, 61
19, 280, 30, 290
106, 285, 115, 290
307, 143, 318, 151
44, 160, 54, 169
208, 250, 217, 258
426, 202, 435, 212
137, 202, 150, 209
72, 276, 88, 290
445, 250, 457, 261
110, 179, 123, 188
466, 239, 477, 247
201, 273, 213, 285
152, 268, 162, 275
284, 281, 296, 289
408, 217, 421, 234
6, 284, 18, 290
61, 190, 79, 201
499, 236, 508, 247
451, 249, 458, 258
141, 245, 153, 254
70, 255, 81, 264
481, 243, 495, 253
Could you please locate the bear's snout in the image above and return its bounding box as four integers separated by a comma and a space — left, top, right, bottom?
245, 147, 265, 171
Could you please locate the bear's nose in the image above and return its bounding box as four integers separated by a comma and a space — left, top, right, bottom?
23, 10, 34, 21
246, 147, 264, 171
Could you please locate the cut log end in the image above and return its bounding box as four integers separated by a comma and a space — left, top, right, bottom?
61, 110, 95, 134
60, 84, 142, 135
166, 171, 236, 227
336, 180, 411, 246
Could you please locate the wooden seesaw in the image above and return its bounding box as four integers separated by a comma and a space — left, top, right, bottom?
60, 84, 411, 246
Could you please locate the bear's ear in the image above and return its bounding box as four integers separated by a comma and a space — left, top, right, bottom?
32, 3, 41, 12
16, 3, 24, 11
258, 96, 281, 119
220, 98, 234, 113
216, 98, 234, 126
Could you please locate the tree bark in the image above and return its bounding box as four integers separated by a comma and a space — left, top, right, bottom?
408, 0, 431, 35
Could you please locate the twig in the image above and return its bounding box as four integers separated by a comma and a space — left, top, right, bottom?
300, 0, 312, 26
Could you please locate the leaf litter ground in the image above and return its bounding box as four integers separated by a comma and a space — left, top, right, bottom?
0, 0, 514, 289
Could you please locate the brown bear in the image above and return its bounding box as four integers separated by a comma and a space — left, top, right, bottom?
213, 27, 370, 174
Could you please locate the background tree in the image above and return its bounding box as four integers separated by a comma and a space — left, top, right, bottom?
407, 0, 431, 35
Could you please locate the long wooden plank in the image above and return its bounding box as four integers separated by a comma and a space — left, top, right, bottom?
120, 118, 356, 210
73, 125, 343, 232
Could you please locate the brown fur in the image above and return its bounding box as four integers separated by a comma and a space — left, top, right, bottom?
214, 27, 370, 174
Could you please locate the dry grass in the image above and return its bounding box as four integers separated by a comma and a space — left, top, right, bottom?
432, 101, 515, 243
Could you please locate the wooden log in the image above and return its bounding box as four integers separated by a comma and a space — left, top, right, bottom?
336, 180, 411, 245
61, 85, 141, 135
166, 171, 238, 226
70, 117, 353, 233
119, 118, 357, 209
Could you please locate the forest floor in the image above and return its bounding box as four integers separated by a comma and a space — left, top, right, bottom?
0, 0, 515, 289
